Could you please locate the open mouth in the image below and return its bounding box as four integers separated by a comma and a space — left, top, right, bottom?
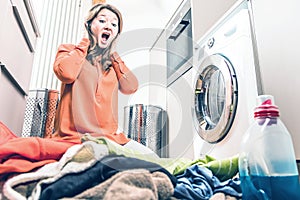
101, 33, 110, 43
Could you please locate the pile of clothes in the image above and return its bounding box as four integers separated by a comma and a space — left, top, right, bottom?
0, 122, 242, 200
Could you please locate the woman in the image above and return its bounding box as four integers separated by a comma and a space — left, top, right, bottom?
52, 3, 147, 149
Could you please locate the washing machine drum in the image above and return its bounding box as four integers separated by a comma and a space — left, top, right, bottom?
194, 53, 238, 143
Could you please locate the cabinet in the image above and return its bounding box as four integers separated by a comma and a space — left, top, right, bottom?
166, 67, 197, 159
191, 0, 238, 42
0, 0, 39, 135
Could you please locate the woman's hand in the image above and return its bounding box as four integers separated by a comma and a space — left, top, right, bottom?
110, 52, 138, 94
110, 51, 121, 62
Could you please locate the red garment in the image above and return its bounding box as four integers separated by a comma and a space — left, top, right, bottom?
0, 122, 79, 180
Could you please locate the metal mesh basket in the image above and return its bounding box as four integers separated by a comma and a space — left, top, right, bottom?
22, 89, 59, 138
22, 89, 48, 137
123, 104, 168, 157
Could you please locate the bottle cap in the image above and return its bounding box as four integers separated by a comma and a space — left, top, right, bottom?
254, 95, 279, 118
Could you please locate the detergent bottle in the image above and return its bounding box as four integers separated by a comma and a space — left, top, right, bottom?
239, 95, 300, 200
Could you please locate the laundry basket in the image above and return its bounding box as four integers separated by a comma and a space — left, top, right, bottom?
22, 89, 48, 137
21, 89, 60, 138
123, 104, 168, 157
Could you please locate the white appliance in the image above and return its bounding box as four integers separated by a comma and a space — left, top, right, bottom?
166, 0, 193, 86
192, 0, 262, 159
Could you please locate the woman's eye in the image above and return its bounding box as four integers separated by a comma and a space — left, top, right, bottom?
99, 19, 105, 23
111, 23, 117, 27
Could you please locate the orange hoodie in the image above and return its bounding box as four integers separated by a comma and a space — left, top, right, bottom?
52, 38, 138, 145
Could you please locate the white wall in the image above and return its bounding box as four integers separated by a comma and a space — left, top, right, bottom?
252, 0, 300, 159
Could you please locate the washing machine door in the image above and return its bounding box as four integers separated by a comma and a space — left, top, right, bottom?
194, 53, 238, 143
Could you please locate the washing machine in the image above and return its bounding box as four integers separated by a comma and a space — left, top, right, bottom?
192, 0, 262, 159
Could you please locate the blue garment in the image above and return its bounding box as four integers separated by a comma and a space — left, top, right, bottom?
174, 165, 242, 200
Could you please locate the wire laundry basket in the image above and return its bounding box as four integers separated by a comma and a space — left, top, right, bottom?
123, 104, 168, 157
21, 89, 59, 138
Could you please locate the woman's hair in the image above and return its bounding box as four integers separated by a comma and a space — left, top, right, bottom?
85, 4, 123, 70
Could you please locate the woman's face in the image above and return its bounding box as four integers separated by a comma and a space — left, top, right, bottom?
90, 8, 119, 49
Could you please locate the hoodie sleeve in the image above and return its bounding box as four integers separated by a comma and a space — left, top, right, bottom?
53, 38, 90, 84
111, 52, 138, 94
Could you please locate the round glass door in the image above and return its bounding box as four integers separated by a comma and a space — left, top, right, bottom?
194, 53, 238, 143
